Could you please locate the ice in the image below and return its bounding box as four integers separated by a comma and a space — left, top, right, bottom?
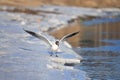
36, 5, 120, 17
0, 11, 87, 80
1, 5, 120, 32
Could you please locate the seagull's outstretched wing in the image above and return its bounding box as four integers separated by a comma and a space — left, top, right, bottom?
59, 31, 80, 42
24, 29, 52, 47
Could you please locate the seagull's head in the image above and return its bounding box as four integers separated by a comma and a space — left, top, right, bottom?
55, 40, 59, 46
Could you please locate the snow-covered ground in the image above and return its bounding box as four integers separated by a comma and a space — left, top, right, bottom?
1, 5, 120, 31
0, 11, 88, 80
33, 5, 120, 17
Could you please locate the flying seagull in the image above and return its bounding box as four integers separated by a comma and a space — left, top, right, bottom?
24, 29, 80, 57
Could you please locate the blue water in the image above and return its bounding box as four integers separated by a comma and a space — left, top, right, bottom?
83, 17, 120, 26
74, 39, 120, 80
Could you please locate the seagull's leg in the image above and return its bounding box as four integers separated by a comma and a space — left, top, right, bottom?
55, 52, 58, 57
50, 54, 52, 56
50, 52, 53, 56
49, 51, 53, 56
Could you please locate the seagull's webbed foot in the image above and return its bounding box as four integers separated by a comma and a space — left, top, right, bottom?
55, 52, 58, 57
49, 51, 53, 56
55, 55, 58, 57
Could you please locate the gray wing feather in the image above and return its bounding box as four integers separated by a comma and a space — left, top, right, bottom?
24, 29, 52, 46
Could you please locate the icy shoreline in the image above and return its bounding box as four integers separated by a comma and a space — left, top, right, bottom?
0, 7, 87, 80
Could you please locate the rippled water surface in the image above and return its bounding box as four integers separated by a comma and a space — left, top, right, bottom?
74, 41, 120, 80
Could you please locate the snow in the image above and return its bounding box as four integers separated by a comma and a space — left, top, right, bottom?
1, 5, 120, 31
0, 11, 87, 80
35, 5, 120, 17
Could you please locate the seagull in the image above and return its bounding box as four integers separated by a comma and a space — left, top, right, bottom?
24, 29, 80, 57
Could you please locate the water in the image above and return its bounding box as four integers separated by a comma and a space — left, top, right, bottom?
83, 17, 120, 26
74, 40, 120, 80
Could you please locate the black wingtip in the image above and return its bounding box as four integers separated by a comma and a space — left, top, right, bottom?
23, 29, 36, 36
65, 30, 80, 39
23, 28, 28, 33
72, 30, 80, 36
76, 31, 80, 34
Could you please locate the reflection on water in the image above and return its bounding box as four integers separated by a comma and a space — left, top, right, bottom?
74, 40, 120, 79
72, 16, 120, 79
